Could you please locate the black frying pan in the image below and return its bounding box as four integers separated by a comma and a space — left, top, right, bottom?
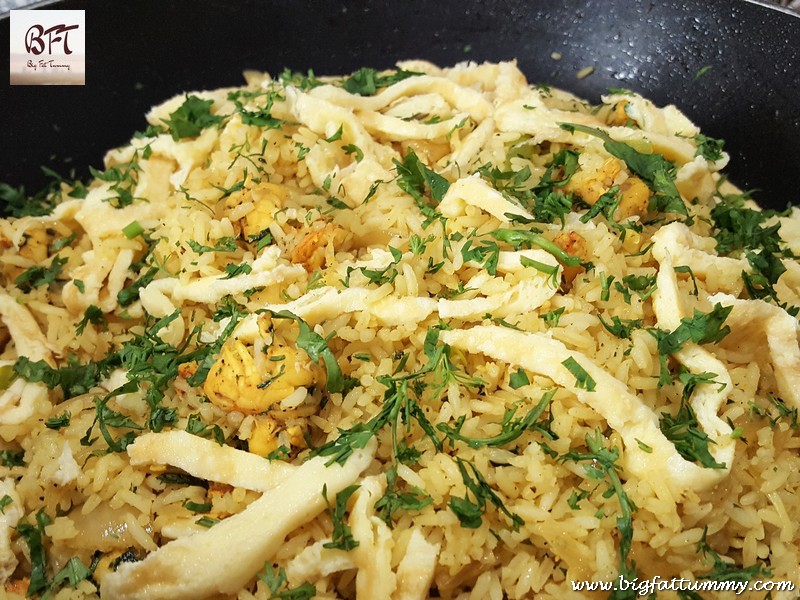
1, 0, 798, 210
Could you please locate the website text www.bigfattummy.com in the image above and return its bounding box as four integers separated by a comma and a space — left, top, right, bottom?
571, 576, 796, 596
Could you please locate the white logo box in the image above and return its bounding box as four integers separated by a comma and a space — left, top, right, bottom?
9, 9, 85, 85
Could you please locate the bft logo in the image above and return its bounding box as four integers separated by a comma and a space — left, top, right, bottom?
10, 9, 86, 85
25, 23, 80, 56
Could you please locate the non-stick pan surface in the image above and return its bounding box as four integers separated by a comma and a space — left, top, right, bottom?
1, 0, 798, 209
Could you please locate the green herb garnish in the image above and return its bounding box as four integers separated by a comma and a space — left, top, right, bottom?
162, 95, 224, 140
341, 67, 422, 96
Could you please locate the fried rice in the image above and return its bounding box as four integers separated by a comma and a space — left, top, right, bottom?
0, 60, 798, 600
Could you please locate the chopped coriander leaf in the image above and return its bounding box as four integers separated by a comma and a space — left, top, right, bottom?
673, 264, 699, 296
426, 257, 445, 274
184, 414, 226, 445
342, 247, 402, 287
533, 191, 575, 226
51, 555, 93, 589
409, 233, 434, 256
678, 370, 724, 403
89, 150, 148, 209
660, 395, 726, 469
484, 314, 521, 330
580, 186, 621, 226
615, 273, 657, 301
313, 420, 380, 466
508, 368, 530, 389
449, 457, 524, 531
267, 310, 347, 393
14, 354, 113, 399
247, 228, 274, 252
763, 394, 799, 428
342, 143, 364, 162
598, 315, 642, 339
314, 331, 475, 466
655, 303, 733, 356
324, 124, 344, 142
221, 261, 253, 279
626, 241, 654, 258
438, 389, 557, 449
49, 231, 77, 253
561, 431, 637, 586
743, 248, 787, 303
109, 308, 239, 435
16, 509, 53, 596
579, 185, 637, 241
520, 255, 560, 286
341, 67, 422, 96
696, 526, 771, 582
357, 263, 399, 286
560, 122, 687, 217
45, 411, 71, 430
83, 388, 145, 453
157, 472, 209, 488
421, 325, 485, 397
375, 379, 434, 459
461, 239, 500, 275
694, 133, 725, 161
188, 306, 247, 389
540, 306, 565, 328
363, 178, 387, 204
305, 270, 325, 292
266, 445, 291, 461
134, 123, 166, 138
149, 406, 178, 432
258, 363, 286, 389
477, 163, 535, 211
567, 488, 591, 509
295, 142, 310, 160
0, 494, 12, 513
0, 449, 25, 467
600, 272, 615, 301
162, 95, 224, 140
491, 228, 582, 267
535, 149, 580, 190
322, 483, 360, 550
561, 357, 596, 391
258, 562, 317, 600
326, 197, 349, 210
394, 148, 450, 221
67, 180, 89, 199
76, 304, 107, 335
710, 193, 785, 255
228, 89, 285, 129
375, 465, 432, 527
187, 237, 239, 254
395, 440, 423, 465
212, 174, 248, 200
15, 255, 68, 293
0, 181, 56, 218
117, 266, 159, 307
7, 165, 81, 215
279, 67, 323, 90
